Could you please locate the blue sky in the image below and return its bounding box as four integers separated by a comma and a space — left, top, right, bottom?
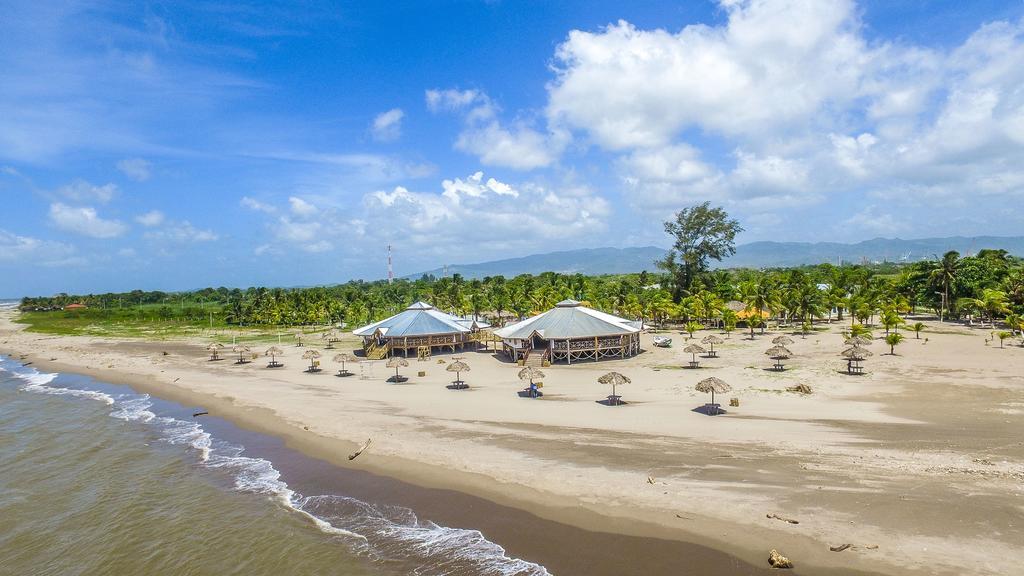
3, 0, 1024, 297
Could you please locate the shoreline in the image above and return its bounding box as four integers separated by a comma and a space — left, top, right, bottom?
2, 358, 778, 575
3, 309, 1022, 575
5, 350, 834, 576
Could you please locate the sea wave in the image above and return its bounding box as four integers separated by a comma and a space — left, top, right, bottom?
5, 364, 115, 405
1, 358, 549, 575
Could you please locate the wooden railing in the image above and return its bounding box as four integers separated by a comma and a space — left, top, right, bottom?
365, 340, 388, 360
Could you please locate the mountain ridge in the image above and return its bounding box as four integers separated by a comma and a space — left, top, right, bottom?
406, 236, 1024, 279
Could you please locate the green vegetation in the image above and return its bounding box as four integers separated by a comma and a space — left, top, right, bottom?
16, 208, 1024, 343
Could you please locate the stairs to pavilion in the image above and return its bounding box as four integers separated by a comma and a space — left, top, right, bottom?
365, 341, 388, 360
524, 349, 547, 368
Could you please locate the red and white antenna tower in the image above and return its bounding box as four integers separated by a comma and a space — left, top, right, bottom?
387, 244, 394, 284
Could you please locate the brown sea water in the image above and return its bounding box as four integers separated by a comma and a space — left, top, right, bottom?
0, 356, 549, 576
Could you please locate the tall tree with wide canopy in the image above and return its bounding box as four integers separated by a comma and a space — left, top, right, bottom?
658, 202, 743, 301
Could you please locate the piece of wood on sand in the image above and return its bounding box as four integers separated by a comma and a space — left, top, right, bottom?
767, 513, 800, 524
348, 438, 372, 461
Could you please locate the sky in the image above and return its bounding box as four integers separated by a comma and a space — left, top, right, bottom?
3, 0, 1024, 297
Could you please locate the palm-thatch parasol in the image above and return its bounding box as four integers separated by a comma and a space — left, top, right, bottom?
322, 330, 340, 349
841, 345, 872, 374
386, 356, 409, 381
206, 342, 224, 361
294, 333, 304, 347
333, 353, 357, 376
765, 345, 793, 359
841, 345, 872, 359
772, 335, 794, 346
302, 349, 322, 372
265, 346, 283, 367
518, 366, 545, 397
701, 335, 724, 356
518, 366, 544, 385
597, 371, 630, 403
232, 344, 251, 364
446, 359, 471, 384
844, 335, 872, 347
683, 343, 706, 364
765, 344, 793, 371
695, 376, 731, 406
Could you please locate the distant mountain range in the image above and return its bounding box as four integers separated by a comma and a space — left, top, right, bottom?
409, 236, 1024, 279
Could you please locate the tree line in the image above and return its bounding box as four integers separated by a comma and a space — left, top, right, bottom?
18, 204, 1024, 338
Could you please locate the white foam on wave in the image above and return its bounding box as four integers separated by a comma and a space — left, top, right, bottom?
8, 366, 115, 405
109, 395, 156, 422
297, 495, 551, 576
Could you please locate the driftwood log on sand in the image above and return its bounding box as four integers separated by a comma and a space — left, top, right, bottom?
829, 543, 852, 552
767, 513, 800, 524
348, 438, 372, 461
768, 549, 793, 568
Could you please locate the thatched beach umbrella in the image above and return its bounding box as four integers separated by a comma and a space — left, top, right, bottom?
695, 376, 732, 406
265, 346, 283, 367
386, 356, 409, 381
302, 349, 321, 372
518, 365, 545, 398
446, 359, 470, 384
333, 353, 357, 375
841, 345, 872, 374
701, 335, 724, 356
598, 371, 630, 402
765, 345, 793, 359
294, 333, 304, 347
683, 343, 706, 363
518, 366, 544, 386
844, 335, 872, 347
772, 335, 794, 346
841, 345, 873, 360
232, 344, 251, 364
207, 342, 224, 361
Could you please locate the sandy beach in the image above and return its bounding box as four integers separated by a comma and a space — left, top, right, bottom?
3, 310, 1022, 576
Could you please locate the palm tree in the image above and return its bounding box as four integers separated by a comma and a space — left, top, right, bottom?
683, 321, 703, 339
739, 279, 778, 338
910, 322, 925, 339
885, 332, 904, 355
996, 331, 1012, 348
930, 251, 960, 322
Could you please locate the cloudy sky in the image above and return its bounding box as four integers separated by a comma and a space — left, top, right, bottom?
3, 0, 1024, 296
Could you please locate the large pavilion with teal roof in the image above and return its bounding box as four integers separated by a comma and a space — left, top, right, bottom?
494, 299, 641, 364
352, 301, 489, 358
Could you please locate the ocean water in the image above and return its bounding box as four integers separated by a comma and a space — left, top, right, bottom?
0, 356, 549, 576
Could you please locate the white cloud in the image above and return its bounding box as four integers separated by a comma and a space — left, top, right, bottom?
425, 89, 485, 112
371, 108, 404, 142
135, 210, 165, 227
842, 205, 909, 236
288, 196, 317, 216
547, 2, 870, 149
48, 203, 127, 238
58, 180, 118, 203
143, 221, 218, 242
426, 88, 564, 170
441, 171, 520, 204
240, 196, 276, 213
362, 171, 608, 252
0, 228, 75, 263
116, 158, 152, 181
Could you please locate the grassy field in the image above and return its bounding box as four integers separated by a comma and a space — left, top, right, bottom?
15, 308, 348, 347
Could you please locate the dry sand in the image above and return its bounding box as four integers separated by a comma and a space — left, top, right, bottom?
2, 310, 1022, 575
